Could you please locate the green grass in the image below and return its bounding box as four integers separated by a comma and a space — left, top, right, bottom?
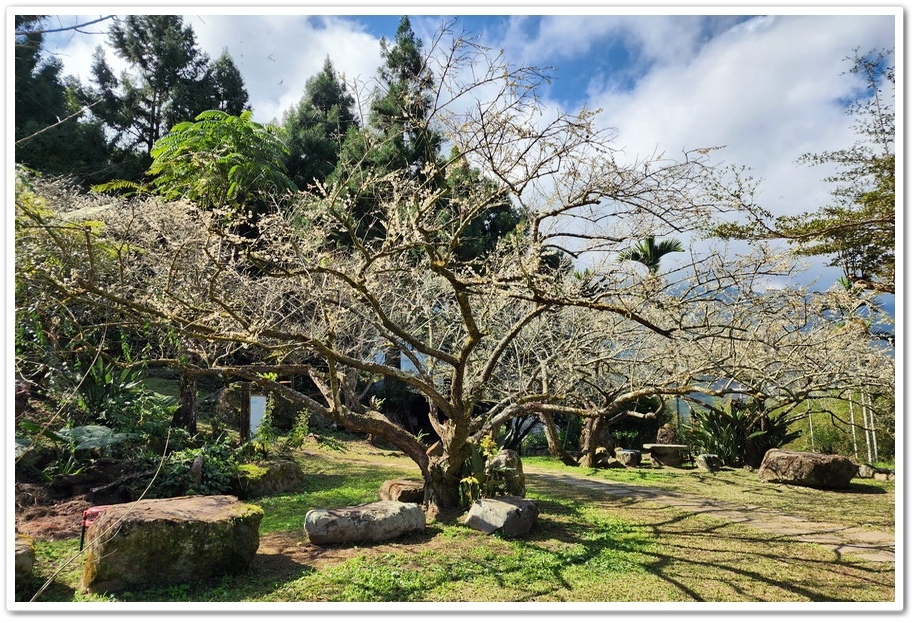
17, 440, 896, 605
525, 458, 896, 534
256, 458, 417, 532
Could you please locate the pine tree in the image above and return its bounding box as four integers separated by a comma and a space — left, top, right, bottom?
210, 49, 249, 115
88, 16, 209, 153
282, 57, 357, 190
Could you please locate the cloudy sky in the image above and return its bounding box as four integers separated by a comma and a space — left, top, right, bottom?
33, 5, 899, 294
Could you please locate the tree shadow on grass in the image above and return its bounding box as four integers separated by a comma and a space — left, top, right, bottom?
525, 493, 893, 602
832, 481, 890, 495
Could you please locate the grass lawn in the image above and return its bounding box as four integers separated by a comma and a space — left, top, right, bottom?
19, 437, 896, 606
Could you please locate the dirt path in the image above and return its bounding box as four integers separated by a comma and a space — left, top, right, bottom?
525, 469, 896, 563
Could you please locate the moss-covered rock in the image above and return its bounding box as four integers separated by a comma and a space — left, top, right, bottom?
15, 533, 35, 597
234, 459, 306, 499
79, 495, 263, 594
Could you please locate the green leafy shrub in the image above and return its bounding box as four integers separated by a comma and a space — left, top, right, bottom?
146, 437, 239, 498
684, 398, 802, 468
146, 110, 296, 212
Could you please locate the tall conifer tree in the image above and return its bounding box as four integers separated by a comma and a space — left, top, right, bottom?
282, 57, 357, 190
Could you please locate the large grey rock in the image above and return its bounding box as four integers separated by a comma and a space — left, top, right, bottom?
235, 459, 306, 499
644, 444, 690, 467
695, 454, 722, 472
615, 448, 642, 467
379, 478, 425, 503
304, 501, 425, 545
463, 496, 538, 537
758, 449, 858, 489
15, 533, 35, 595
486, 449, 526, 497
586, 447, 625, 469
80, 495, 263, 594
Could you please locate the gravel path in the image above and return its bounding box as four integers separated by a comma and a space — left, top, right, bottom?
526, 470, 896, 563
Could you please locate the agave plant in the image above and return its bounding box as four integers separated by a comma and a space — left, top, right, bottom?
684, 398, 803, 468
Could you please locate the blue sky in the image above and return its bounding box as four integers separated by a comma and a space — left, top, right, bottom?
29, 6, 900, 297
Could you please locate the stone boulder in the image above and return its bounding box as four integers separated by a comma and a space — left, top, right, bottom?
644, 444, 690, 467
304, 501, 426, 545
857, 463, 894, 480
758, 449, 858, 489
587, 447, 625, 469
486, 449, 526, 497
463, 496, 538, 537
80, 495, 263, 594
234, 459, 306, 499
15, 533, 35, 596
615, 448, 642, 467
379, 478, 425, 503
695, 454, 722, 472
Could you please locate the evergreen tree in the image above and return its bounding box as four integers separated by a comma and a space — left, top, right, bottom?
329, 17, 523, 261
210, 49, 249, 115
14, 15, 110, 184
329, 17, 447, 242
282, 57, 357, 190
443, 149, 523, 265
368, 15, 441, 174
87, 15, 214, 154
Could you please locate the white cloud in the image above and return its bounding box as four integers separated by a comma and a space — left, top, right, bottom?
189, 14, 384, 124
581, 14, 894, 220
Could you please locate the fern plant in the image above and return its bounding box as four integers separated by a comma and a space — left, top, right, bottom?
93, 110, 296, 213
147, 110, 296, 211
